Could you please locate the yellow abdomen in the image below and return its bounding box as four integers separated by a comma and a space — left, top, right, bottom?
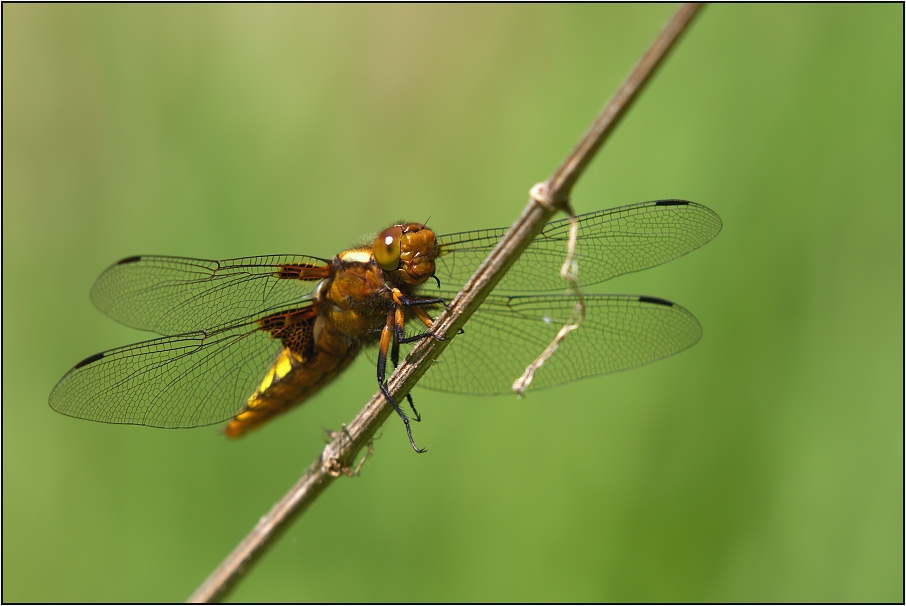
225, 319, 363, 438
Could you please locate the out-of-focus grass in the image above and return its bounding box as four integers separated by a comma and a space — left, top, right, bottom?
3, 4, 902, 602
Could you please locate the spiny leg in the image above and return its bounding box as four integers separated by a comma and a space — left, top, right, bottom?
390, 310, 421, 422
392, 290, 446, 308
378, 312, 425, 453
390, 289, 455, 421
383, 288, 451, 435
391, 289, 447, 342
401, 291, 465, 337
405, 393, 420, 423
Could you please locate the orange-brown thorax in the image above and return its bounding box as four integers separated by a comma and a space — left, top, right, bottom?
325, 222, 438, 335
225, 222, 438, 437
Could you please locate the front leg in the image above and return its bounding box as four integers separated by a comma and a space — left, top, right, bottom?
377, 311, 426, 453
389, 306, 421, 422
391, 288, 446, 343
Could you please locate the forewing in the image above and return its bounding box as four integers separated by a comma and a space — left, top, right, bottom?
90, 255, 331, 335
49, 322, 283, 429
417, 293, 702, 395
435, 200, 721, 292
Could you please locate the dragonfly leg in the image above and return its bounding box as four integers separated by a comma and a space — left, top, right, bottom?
392, 290, 446, 308
391, 308, 405, 362
389, 324, 421, 423
390, 336, 400, 367
390, 317, 422, 423
398, 331, 443, 344
402, 294, 463, 335
390, 290, 446, 344
378, 380, 425, 453
378, 313, 426, 453
405, 392, 421, 422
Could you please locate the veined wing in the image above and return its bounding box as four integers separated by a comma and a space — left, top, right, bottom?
435, 200, 721, 292
49, 320, 286, 428
90, 255, 331, 335
416, 292, 702, 395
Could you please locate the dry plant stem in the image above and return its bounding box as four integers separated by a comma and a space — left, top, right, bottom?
548, 2, 703, 197
512, 209, 585, 395
187, 3, 703, 603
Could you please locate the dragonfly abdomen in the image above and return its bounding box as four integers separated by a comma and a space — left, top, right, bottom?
225, 303, 364, 437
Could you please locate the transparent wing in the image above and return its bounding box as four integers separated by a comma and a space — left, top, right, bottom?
435, 200, 721, 292
49, 321, 284, 428
90, 255, 331, 335
415, 293, 702, 395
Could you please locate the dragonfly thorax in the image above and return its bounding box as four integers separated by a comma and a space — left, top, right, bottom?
321, 226, 436, 342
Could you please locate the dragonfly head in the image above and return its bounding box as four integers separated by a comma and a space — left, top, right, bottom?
373, 222, 438, 286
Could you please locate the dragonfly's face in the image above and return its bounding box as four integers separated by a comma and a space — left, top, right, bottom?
373, 222, 438, 286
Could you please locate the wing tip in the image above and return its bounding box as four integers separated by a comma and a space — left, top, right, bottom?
637, 295, 674, 307
73, 351, 106, 369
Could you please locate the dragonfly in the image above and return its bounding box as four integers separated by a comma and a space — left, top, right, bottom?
49, 200, 721, 453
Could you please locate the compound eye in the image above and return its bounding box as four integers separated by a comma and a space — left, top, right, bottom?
374, 226, 403, 271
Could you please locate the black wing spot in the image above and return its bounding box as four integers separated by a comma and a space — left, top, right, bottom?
74, 352, 105, 369
117, 255, 142, 265
654, 200, 690, 207
638, 296, 673, 307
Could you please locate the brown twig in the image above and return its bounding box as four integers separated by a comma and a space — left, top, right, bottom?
187, 4, 703, 602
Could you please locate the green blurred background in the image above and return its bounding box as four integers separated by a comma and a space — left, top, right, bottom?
3, 4, 902, 602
